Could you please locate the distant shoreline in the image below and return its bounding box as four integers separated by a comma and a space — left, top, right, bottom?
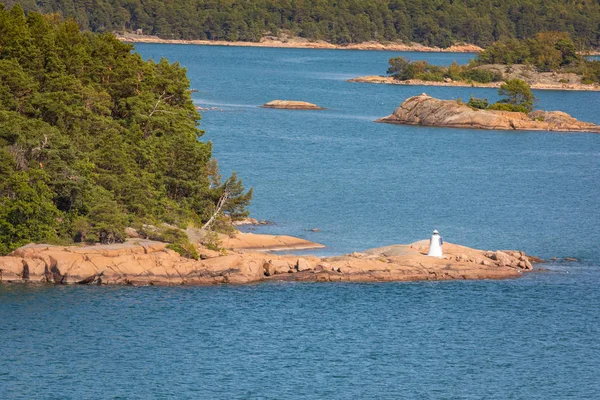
116, 33, 483, 53
117, 33, 600, 57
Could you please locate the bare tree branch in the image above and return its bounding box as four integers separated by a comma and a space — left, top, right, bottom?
147, 92, 175, 118
200, 190, 230, 231
143, 91, 176, 138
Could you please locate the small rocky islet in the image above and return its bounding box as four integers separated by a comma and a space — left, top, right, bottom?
261, 100, 324, 110
0, 231, 540, 286
377, 94, 600, 133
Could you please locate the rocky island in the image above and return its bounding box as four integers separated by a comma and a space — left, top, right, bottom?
350, 33, 600, 92
348, 72, 600, 91
0, 232, 540, 286
262, 100, 324, 110
377, 94, 600, 133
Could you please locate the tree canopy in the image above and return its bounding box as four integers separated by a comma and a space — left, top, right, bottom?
0, 4, 251, 255
475, 32, 582, 71
493, 79, 536, 112
1, 0, 600, 48
387, 57, 503, 83
467, 79, 536, 113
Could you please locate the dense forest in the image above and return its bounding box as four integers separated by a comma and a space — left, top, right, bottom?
0, 4, 251, 255
1, 0, 599, 48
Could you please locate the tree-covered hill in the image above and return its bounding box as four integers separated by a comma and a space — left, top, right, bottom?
1, 0, 599, 48
0, 4, 251, 255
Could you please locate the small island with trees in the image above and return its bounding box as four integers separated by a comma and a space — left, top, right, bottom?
377, 79, 600, 133
350, 32, 600, 91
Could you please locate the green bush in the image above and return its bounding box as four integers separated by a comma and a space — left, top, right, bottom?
496, 79, 536, 113
138, 224, 199, 259
201, 230, 223, 251
386, 58, 507, 85
138, 226, 188, 243
415, 72, 444, 82
487, 103, 528, 113
167, 243, 199, 260
460, 69, 503, 83
467, 97, 489, 109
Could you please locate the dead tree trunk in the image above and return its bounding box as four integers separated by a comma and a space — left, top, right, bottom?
200, 191, 229, 231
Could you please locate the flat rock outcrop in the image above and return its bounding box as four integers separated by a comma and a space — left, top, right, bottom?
377, 94, 600, 133
0, 235, 540, 286
218, 232, 325, 252
262, 100, 324, 110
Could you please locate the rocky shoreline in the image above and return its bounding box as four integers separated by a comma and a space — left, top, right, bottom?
348, 75, 600, 91
116, 33, 482, 53
0, 232, 541, 286
377, 94, 600, 133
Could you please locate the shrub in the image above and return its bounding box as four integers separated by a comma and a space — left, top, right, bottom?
460, 68, 503, 83
487, 103, 528, 113
201, 230, 222, 251
496, 79, 536, 113
445, 61, 463, 81
415, 72, 444, 82
167, 243, 199, 260
138, 224, 200, 259
467, 96, 489, 109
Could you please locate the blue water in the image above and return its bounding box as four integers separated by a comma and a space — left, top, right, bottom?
1, 45, 599, 399
134, 44, 600, 261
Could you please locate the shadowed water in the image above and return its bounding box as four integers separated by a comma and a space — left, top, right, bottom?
1, 45, 599, 399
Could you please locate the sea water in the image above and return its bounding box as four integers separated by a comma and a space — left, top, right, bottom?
134, 44, 600, 261
1, 45, 599, 399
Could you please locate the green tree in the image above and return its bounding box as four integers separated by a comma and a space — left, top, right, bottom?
497, 79, 536, 113
467, 96, 489, 110
0, 169, 59, 254
475, 32, 583, 72
387, 57, 415, 80
0, 6, 252, 254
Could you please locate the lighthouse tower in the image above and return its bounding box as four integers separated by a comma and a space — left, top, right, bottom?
427, 230, 443, 258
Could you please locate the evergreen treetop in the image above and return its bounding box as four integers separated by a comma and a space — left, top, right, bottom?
0, 5, 251, 254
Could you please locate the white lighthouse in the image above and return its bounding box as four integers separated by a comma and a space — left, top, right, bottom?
427, 229, 444, 258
